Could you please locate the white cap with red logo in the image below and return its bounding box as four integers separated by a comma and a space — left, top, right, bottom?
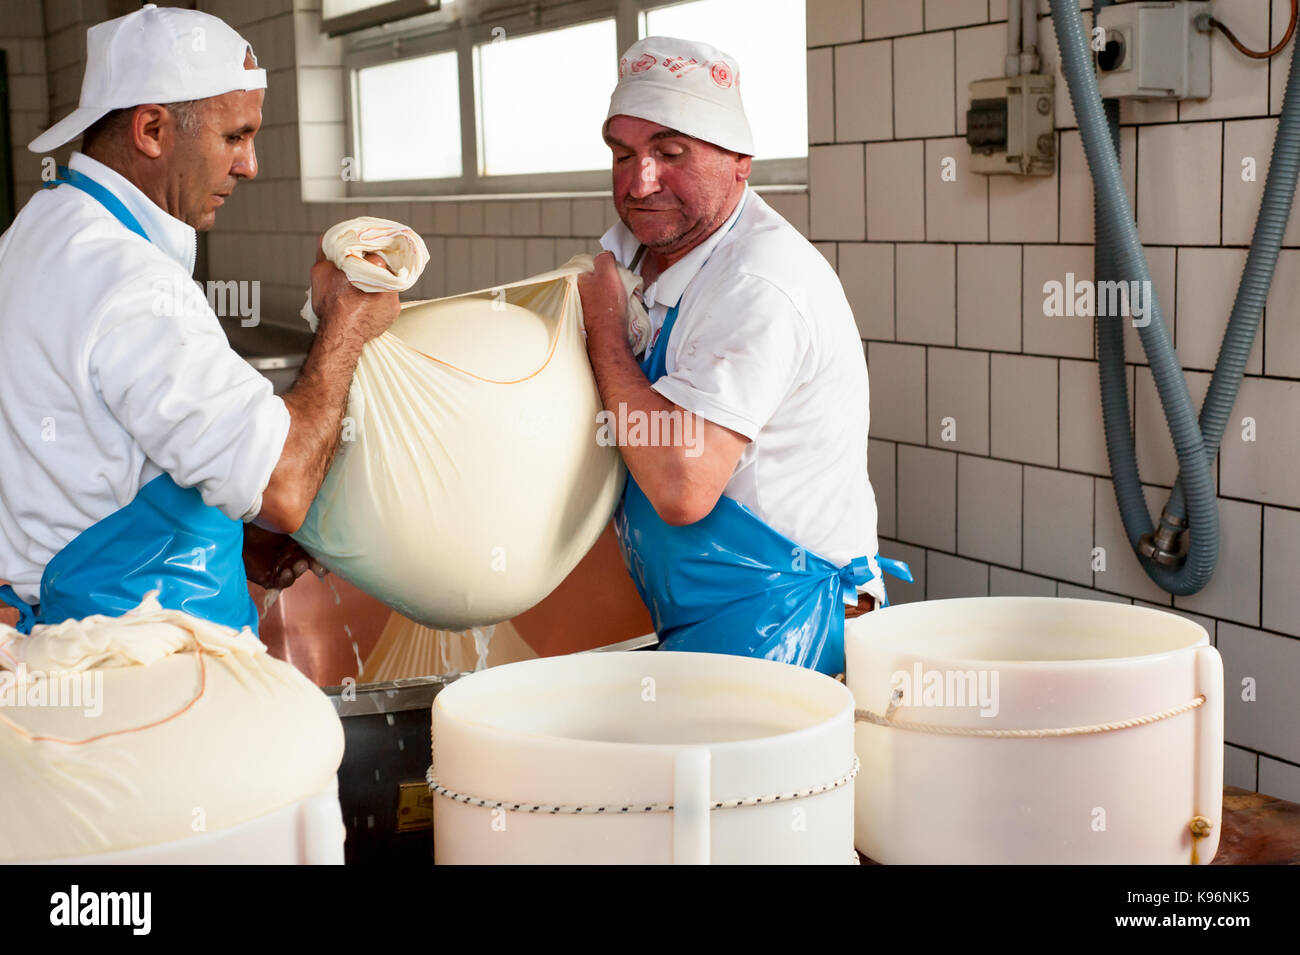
606, 36, 754, 156
28, 3, 266, 153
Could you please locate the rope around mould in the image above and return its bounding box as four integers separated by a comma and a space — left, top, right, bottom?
854, 694, 1207, 739
425, 754, 859, 815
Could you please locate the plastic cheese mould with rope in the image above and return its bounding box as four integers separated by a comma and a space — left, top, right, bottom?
0, 0, 1295, 876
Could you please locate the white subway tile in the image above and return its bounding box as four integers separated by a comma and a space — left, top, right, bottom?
484, 201, 511, 236
1219, 376, 1300, 509
1264, 250, 1300, 377
958, 453, 1022, 565
1220, 119, 1286, 246
808, 48, 835, 144
496, 238, 525, 284
990, 352, 1058, 466
866, 139, 923, 240
571, 198, 608, 236
839, 242, 895, 340
469, 237, 496, 291
897, 444, 958, 550
1022, 464, 1094, 584
896, 243, 956, 344
525, 238, 556, 275
540, 200, 571, 237
867, 341, 928, 442
836, 40, 893, 141
762, 191, 810, 237
810, 143, 867, 240
1055, 583, 1132, 603
808, 0, 863, 46
1022, 243, 1094, 358
928, 348, 989, 453
510, 201, 541, 236
865, 0, 923, 39
925, 0, 987, 31
990, 566, 1057, 597
893, 31, 956, 139
1262, 506, 1300, 637
458, 202, 485, 236
1219, 621, 1300, 764
926, 551, 990, 598
1136, 123, 1222, 245
926, 137, 989, 241
815, 241, 838, 269
1259, 757, 1300, 802
957, 243, 1021, 351
445, 237, 471, 294
1270, 0, 1293, 116
1177, 247, 1260, 373
1224, 744, 1258, 791
988, 167, 1058, 242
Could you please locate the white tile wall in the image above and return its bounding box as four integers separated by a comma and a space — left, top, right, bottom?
1218, 376, 1300, 509
897, 444, 958, 550
1022, 243, 1094, 358
808, 48, 835, 143
954, 22, 1008, 137
990, 566, 1056, 597
1175, 498, 1262, 626
893, 31, 956, 139
926, 137, 989, 241
1264, 250, 1300, 378
878, 539, 927, 603
1179, 0, 1269, 123
925, 0, 987, 32
1093, 480, 1187, 604
928, 348, 989, 453
1219, 622, 1300, 764
1022, 463, 1094, 584
926, 551, 990, 598
840, 243, 895, 340
810, 144, 867, 240
1059, 359, 1130, 476
1262, 506, 1300, 637
870, 438, 898, 537
867, 342, 927, 442
864, 0, 923, 40
1260, 758, 1300, 804
957, 243, 1021, 350
958, 453, 1022, 566
867, 140, 924, 240
808, 0, 863, 47
1136, 123, 1223, 246
1224, 744, 1258, 792
1132, 367, 1212, 488
896, 243, 956, 343
1177, 248, 1261, 374
836, 41, 893, 141
989, 352, 1058, 466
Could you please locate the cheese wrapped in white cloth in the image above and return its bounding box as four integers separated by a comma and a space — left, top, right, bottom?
293, 221, 649, 629
0, 594, 344, 862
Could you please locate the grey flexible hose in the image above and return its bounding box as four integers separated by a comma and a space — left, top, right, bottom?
1051, 0, 1219, 594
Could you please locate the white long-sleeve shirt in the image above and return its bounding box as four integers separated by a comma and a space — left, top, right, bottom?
600, 186, 885, 604
0, 152, 290, 604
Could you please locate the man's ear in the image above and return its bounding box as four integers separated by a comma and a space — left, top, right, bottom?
735, 154, 753, 181
130, 105, 167, 159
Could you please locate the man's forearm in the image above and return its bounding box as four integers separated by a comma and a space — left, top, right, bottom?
257, 325, 365, 532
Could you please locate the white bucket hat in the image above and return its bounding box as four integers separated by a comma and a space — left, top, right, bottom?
606, 36, 754, 156
28, 3, 266, 153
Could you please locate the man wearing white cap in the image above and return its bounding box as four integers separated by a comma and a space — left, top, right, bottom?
0, 5, 398, 634
578, 37, 911, 676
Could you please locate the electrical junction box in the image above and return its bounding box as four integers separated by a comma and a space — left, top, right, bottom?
1095, 0, 1211, 99
966, 73, 1055, 176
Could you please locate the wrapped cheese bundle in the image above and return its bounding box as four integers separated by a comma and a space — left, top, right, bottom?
292, 253, 643, 630
0, 594, 345, 862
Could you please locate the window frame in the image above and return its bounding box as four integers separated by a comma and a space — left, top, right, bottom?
340, 0, 807, 198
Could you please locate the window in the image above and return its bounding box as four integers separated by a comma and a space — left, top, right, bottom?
643, 0, 807, 161
356, 51, 462, 180
341, 0, 807, 197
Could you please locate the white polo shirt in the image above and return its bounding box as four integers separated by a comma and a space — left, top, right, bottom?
600, 186, 885, 603
0, 152, 290, 604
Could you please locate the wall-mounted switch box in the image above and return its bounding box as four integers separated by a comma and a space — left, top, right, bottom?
1095, 0, 1211, 99
966, 73, 1055, 176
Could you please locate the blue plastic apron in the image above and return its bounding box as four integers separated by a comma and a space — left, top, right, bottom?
0, 166, 258, 635
616, 299, 912, 676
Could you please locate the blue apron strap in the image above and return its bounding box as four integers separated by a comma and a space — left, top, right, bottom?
0, 584, 37, 634
44, 165, 150, 242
